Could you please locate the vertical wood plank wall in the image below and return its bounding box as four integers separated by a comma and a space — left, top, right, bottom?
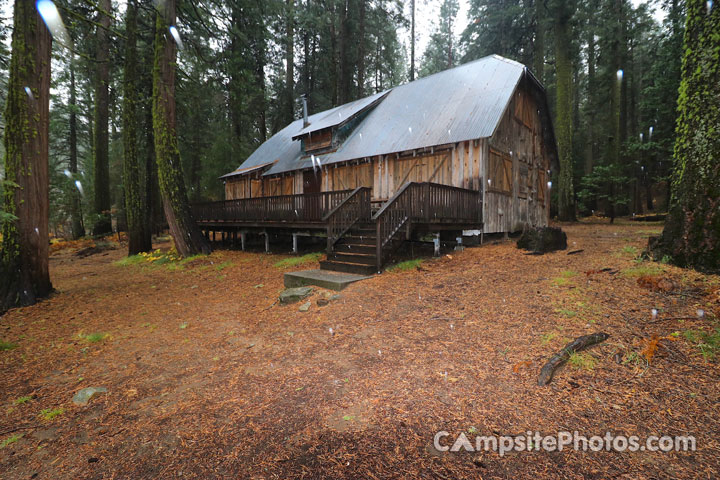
223, 85, 551, 234
485, 82, 550, 233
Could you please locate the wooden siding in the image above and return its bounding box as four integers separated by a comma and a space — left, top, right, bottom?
223, 82, 551, 234
484, 81, 551, 233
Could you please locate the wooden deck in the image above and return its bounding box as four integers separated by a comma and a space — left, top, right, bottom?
193, 183, 483, 272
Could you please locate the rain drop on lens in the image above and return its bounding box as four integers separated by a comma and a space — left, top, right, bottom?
75, 180, 84, 195
24, 86, 33, 99
169, 26, 184, 50
36, 1, 70, 45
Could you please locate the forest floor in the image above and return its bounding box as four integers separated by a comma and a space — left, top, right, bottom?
1, 221, 719, 479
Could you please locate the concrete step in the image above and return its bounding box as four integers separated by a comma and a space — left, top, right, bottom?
284, 269, 371, 291
328, 252, 377, 265
320, 260, 377, 275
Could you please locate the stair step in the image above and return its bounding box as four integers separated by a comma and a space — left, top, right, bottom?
332, 243, 376, 254
320, 260, 377, 275
351, 227, 376, 235
341, 235, 376, 245
328, 252, 377, 265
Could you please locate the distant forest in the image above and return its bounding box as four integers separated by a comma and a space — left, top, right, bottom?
0, 0, 687, 235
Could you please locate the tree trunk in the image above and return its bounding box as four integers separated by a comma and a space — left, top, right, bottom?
653, 0, 720, 272
0, 0, 53, 313
152, 0, 211, 257
69, 57, 85, 239
533, 0, 544, 83
92, 0, 112, 236
554, 3, 575, 221
410, 0, 415, 81
338, 0, 351, 104
284, 0, 295, 124
584, 17, 595, 176
357, 0, 366, 97
122, 0, 151, 255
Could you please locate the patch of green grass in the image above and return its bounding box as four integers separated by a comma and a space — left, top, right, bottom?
39, 407, 64, 421
540, 332, 558, 345
568, 352, 597, 370
81, 332, 109, 343
273, 252, 323, 269
552, 270, 578, 286
555, 308, 578, 318
619, 245, 639, 257
682, 328, 720, 361
0, 339, 18, 351
623, 351, 646, 366
388, 259, 424, 272
215, 261, 233, 271
0, 434, 22, 449
114, 254, 145, 267
12, 396, 32, 405
622, 265, 664, 277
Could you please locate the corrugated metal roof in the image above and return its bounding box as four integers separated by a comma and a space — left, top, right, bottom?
292, 90, 389, 139
219, 160, 276, 179
226, 55, 536, 178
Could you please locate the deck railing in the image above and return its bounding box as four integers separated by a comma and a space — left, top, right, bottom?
192, 190, 353, 224
372, 182, 483, 270
323, 187, 372, 252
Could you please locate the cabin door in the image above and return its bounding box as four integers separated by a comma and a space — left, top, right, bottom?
303, 170, 321, 194
303, 170, 322, 219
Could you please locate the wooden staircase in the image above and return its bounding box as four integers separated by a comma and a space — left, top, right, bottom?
320, 182, 483, 275
319, 222, 378, 275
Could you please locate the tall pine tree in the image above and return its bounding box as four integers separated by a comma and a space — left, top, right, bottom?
652, 0, 720, 271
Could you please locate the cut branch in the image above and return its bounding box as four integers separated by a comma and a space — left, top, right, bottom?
538, 332, 610, 386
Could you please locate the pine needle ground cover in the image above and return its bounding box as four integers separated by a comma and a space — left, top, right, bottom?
0, 222, 718, 478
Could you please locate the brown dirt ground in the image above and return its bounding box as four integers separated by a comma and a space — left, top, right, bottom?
1, 222, 719, 479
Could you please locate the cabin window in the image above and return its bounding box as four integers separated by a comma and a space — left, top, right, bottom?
488, 149, 512, 195
304, 129, 333, 153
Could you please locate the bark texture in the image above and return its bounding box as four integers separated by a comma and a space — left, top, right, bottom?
554, 2, 576, 221
152, 0, 211, 257
92, 0, 112, 235
0, 1, 53, 313
653, 0, 720, 272
122, 0, 151, 255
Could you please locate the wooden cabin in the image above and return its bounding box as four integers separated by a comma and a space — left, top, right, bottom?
197, 55, 558, 274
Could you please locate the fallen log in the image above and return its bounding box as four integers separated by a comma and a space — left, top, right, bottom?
537, 332, 610, 386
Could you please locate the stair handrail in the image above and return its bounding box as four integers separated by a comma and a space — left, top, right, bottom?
372, 182, 419, 271
323, 187, 371, 252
